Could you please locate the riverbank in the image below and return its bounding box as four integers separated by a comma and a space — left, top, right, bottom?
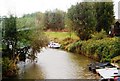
61, 37, 120, 63
45, 31, 120, 65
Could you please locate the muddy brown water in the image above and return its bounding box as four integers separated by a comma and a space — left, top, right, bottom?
17, 48, 98, 79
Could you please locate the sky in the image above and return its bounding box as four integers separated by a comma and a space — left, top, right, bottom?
0, 0, 120, 19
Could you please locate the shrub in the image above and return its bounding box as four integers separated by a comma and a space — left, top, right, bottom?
68, 37, 120, 62
60, 37, 78, 50
68, 40, 82, 53
91, 29, 107, 40
2, 57, 19, 77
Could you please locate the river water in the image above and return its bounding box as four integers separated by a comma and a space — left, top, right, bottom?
17, 48, 98, 79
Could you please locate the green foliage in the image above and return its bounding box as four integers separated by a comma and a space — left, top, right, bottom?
44, 9, 65, 30
24, 13, 49, 61
68, 40, 82, 53
35, 12, 45, 29
2, 14, 49, 77
2, 15, 19, 77
17, 10, 65, 31
17, 13, 36, 28
67, 2, 114, 40
67, 2, 96, 40
17, 12, 49, 61
2, 57, 18, 77
60, 37, 77, 50
29, 30, 48, 61
45, 32, 79, 42
95, 2, 114, 33
91, 29, 107, 40
2, 57, 11, 74
68, 37, 120, 62
2, 15, 18, 58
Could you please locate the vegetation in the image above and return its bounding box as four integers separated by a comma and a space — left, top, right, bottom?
2, 15, 17, 58
2, 15, 18, 77
67, 2, 114, 40
45, 31, 79, 42
44, 9, 65, 30
67, 2, 96, 40
64, 31, 120, 62
1, 14, 48, 77
65, 1, 118, 63
1, 0, 119, 78
17, 9, 66, 31
17, 13, 36, 28
95, 2, 114, 33
111, 55, 120, 63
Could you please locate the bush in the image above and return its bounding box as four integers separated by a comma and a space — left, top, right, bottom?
91, 29, 107, 40
60, 37, 77, 50
68, 37, 120, 62
68, 40, 82, 53
2, 57, 19, 77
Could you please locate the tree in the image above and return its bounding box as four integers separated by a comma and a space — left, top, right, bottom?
95, 2, 114, 33
2, 15, 19, 77
17, 13, 36, 29
2, 14, 48, 77
35, 12, 45, 29
44, 9, 65, 30
27, 14, 48, 61
67, 2, 96, 40
17, 12, 48, 56
65, 15, 74, 38
17, 13, 49, 62
2, 15, 17, 59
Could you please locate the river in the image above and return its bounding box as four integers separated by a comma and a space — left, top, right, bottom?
17, 48, 98, 79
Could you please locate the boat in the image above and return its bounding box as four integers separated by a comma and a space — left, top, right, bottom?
48, 41, 61, 49
97, 68, 120, 81
88, 62, 115, 73
88, 62, 120, 81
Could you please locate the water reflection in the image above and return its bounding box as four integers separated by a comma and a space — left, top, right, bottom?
18, 48, 97, 79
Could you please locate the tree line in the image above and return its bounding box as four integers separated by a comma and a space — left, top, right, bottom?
17, 2, 114, 40
67, 2, 114, 40
17, 9, 66, 31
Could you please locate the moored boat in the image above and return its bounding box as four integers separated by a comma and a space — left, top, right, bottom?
88, 62, 120, 81
48, 41, 61, 49
98, 68, 120, 81
88, 62, 115, 73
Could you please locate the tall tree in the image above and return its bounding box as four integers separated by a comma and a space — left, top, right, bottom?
17, 13, 49, 62
2, 15, 19, 77
67, 2, 96, 40
27, 14, 48, 61
95, 2, 115, 33
2, 14, 48, 77
44, 9, 65, 30
2, 15, 17, 59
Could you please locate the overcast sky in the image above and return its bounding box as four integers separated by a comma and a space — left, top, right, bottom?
0, 0, 119, 19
